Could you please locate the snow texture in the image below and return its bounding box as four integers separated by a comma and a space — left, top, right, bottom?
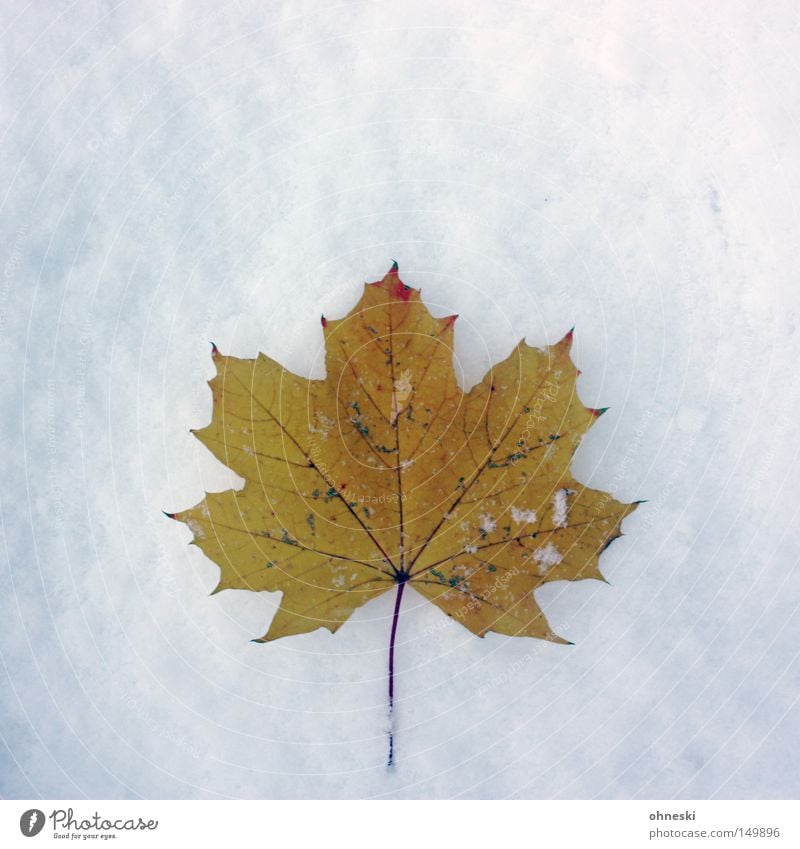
552, 489, 570, 528
532, 543, 564, 573
511, 506, 537, 525
1, 0, 799, 801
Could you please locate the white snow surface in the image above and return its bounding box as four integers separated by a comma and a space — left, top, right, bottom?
552, 489, 570, 528
1, 0, 799, 800
511, 506, 537, 525
532, 543, 564, 573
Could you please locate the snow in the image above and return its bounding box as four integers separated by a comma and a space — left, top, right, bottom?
2, 0, 799, 802
532, 543, 563, 574
308, 411, 335, 439
511, 506, 537, 525
478, 513, 497, 534
185, 520, 205, 540
552, 489, 570, 528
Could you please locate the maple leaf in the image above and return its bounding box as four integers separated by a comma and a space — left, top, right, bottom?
168, 263, 640, 763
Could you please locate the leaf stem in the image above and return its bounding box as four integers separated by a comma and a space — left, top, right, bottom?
387, 575, 407, 767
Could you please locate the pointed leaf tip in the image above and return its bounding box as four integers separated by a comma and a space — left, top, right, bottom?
321, 314, 328, 328
590, 406, 610, 417
556, 326, 574, 348
162, 510, 176, 520
210, 341, 219, 356
390, 259, 399, 272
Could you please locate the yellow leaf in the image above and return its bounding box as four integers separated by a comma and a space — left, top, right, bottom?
171, 264, 639, 646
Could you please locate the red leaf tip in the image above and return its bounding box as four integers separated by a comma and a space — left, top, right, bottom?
393, 278, 412, 301
321, 314, 328, 328
162, 510, 177, 520
210, 341, 219, 357
590, 406, 610, 418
